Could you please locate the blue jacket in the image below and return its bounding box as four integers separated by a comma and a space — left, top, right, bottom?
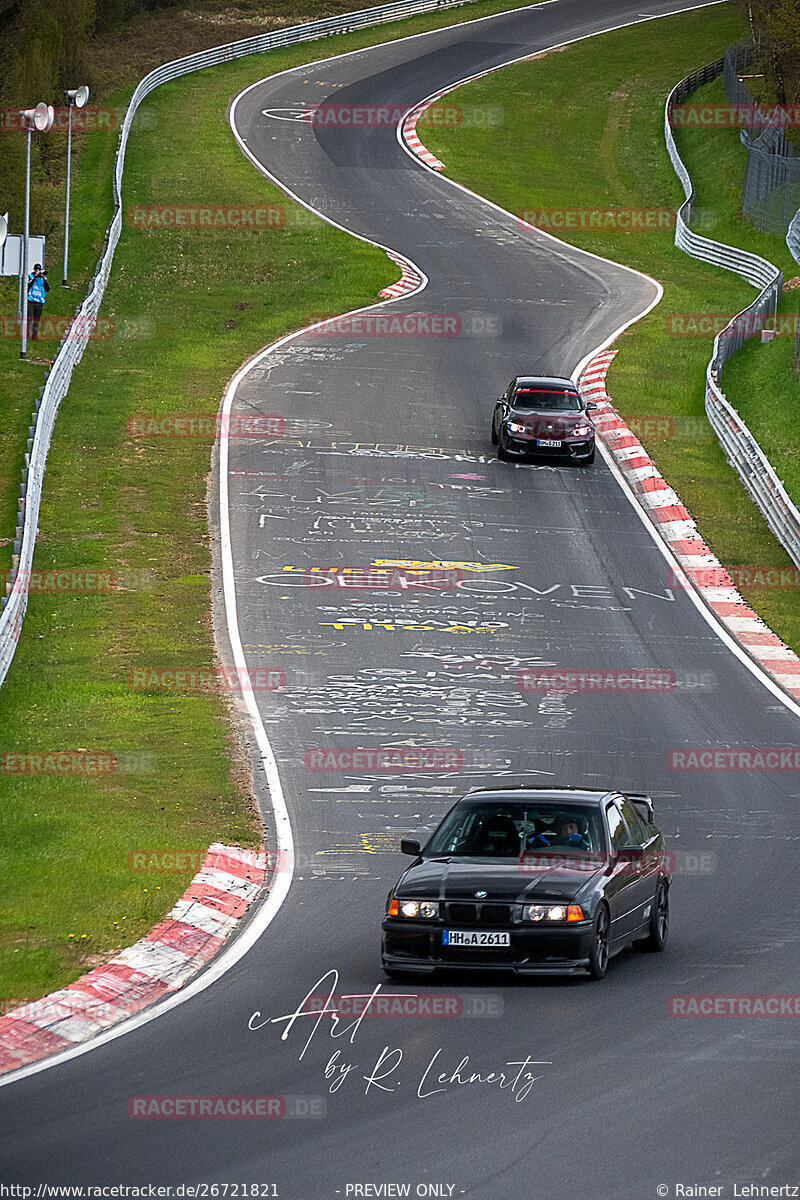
27, 272, 48, 304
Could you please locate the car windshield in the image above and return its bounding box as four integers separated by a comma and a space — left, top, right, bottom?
512, 389, 582, 412
425, 802, 605, 858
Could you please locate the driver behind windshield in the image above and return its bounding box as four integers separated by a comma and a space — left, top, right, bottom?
512, 389, 581, 412
525, 815, 591, 852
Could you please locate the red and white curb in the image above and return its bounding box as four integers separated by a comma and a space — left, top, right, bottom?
0, 843, 266, 1075
400, 101, 445, 171
379, 250, 425, 298
580, 350, 800, 701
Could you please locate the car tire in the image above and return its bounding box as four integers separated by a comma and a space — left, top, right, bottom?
635, 881, 669, 952
583, 447, 595, 465
491, 417, 499, 446
587, 904, 610, 981
497, 435, 510, 462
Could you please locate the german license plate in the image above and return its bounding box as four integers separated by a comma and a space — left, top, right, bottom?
536, 438, 561, 447
443, 930, 510, 948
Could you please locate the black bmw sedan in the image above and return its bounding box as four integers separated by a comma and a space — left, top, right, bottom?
381, 786, 670, 981
491, 376, 597, 463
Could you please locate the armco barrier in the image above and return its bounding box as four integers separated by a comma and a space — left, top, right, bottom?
665, 65, 800, 572
0, 0, 480, 688
789, 208, 800, 370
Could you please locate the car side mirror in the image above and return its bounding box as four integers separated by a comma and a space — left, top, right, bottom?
400, 838, 421, 856
585, 401, 597, 411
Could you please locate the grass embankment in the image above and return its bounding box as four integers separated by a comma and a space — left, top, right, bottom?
424, 5, 800, 646
0, 0, 550, 1005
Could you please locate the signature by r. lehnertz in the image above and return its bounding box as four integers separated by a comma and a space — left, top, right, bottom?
248, 969, 551, 1102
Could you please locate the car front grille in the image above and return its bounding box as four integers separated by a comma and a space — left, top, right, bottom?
448, 903, 477, 924
447, 902, 511, 926
481, 904, 511, 926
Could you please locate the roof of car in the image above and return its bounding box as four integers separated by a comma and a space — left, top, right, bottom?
462, 786, 617, 807
513, 376, 579, 389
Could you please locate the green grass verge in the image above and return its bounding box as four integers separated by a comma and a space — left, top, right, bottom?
423, 4, 800, 648
0, 0, 558, 1004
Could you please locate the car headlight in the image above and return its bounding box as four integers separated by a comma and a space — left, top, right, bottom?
523, 904, 585, 922
388, 899, 439, 919
571, 423, 593, 437
506, 421, 528, 434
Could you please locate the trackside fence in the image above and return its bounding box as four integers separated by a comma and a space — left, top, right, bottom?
665, 63, 800, 572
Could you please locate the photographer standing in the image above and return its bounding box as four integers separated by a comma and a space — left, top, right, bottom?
27, 263, 49, 340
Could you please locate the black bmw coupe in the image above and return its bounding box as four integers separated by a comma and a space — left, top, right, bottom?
491, 376, 597, 464
381, 786, 670, 981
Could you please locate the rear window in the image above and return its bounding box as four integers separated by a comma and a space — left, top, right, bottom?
512, 389, 581, 412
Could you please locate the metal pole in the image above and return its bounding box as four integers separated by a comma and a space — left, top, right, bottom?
62, 100, 73, 286
20, 124, 31, 360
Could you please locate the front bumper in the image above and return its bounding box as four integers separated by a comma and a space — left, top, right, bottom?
381, 918, 594, 975
503, 433, 594, 460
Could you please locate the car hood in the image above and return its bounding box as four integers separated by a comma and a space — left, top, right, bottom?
397, 857, 603, 904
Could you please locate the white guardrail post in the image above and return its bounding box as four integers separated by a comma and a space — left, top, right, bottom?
665, 64, 800, 572
0, 0, 481, 687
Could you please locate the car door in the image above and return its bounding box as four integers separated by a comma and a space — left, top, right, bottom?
617, 796, 662, 937
603, 800, 648, 946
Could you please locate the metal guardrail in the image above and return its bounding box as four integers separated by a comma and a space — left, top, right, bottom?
788, 208, 800, 370
789, 210, 800, 264
664, 64, 800, 572
0, 0, 483, 687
